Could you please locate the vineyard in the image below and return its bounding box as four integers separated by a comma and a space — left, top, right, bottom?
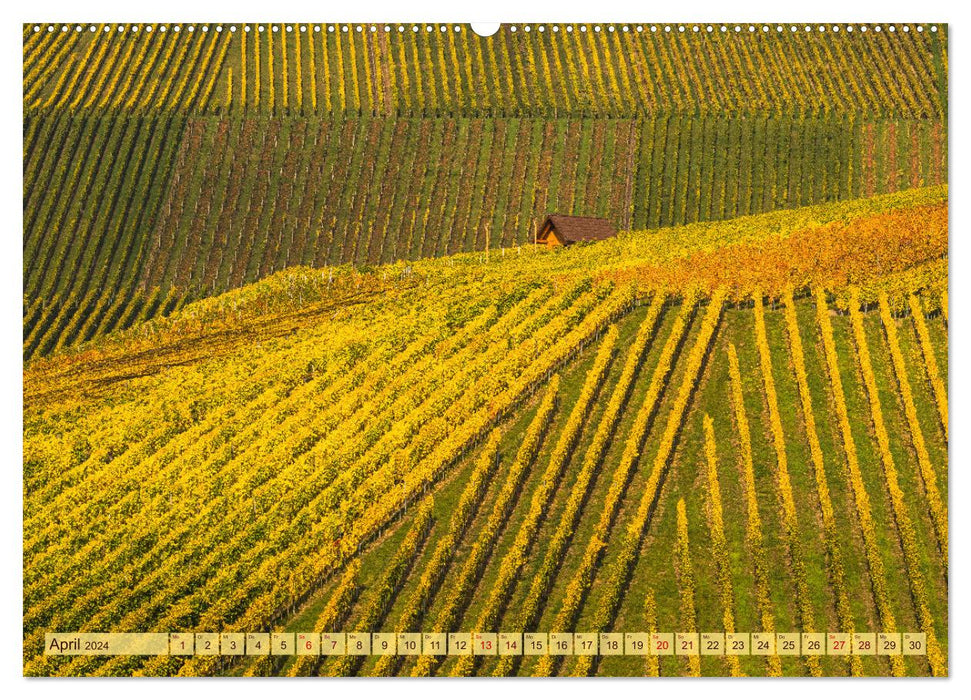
24, 23, 947, 116
23, 187, 948, 677
23, 23, 947, 359
23, 20, 947, 678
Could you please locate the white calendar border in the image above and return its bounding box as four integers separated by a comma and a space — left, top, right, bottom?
5, 0, 966, 698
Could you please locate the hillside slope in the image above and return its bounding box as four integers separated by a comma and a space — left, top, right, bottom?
24, 190, 948, 677
23, 23, 948, 358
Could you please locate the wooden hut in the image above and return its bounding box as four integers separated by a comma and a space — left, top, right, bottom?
536, 215, 617, 247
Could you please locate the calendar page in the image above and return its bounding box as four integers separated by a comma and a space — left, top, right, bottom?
22, 17, 948, 679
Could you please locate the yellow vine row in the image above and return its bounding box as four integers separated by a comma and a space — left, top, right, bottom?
287, 560, 361, 676
43, 55, 78, 109
254, 26, 260, 109
726, 342, 783, 676
95, 36, 136, 108
328, 496, 434, 676
25, 51, 67, 108
493, 299, 666, 678
294, 27, 303, 111
878, 294, 947, 569
368, 427, 506, 677
114, 30, 160, 109
461, 317, 628, 675
849, 288, 945, 676
154, 32, 198, 108
239, 26, 246, 107
781, 289, 858, 676
194, 32, 232, 112
334, 29, 346, 110
136, 31, 179, 109
68, 27, 110, 110
308, 29, 317, 110
281, 26, 289, 110
103, 285, 619, 677
414, 376, 562, 677
813, 287, 903, 677
528, 294, 697, 677
569, 290, 726, 678
24, 32, 77, 109
644, 588, 659, 677
268, 27, 275, 111
908, 294, 948, 442
701, 415, 743, 677
82, 36, 126, 109
675, 498, 701, 677
345, 29, 361, 111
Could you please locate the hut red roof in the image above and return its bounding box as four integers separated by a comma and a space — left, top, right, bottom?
537, 215, 617, 245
